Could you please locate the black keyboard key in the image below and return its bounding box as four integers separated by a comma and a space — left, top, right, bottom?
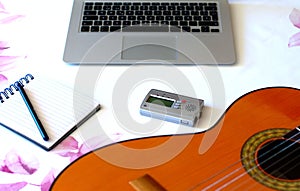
113, 21, 121, 25
103, 5, 112, 10
84, 5, 93, 10
140, 5, 148, 10
180, 21, 188, 26
161, 21, 170, 25
94, 5, 103, 10
98, 11, 106, 15
122, 6, 130, 10
84, 11, 97, 15
119, 15, 127, 20
203, 16, 211, 21
83, 16, 98, 20
117, 10, 125, 15
192, 28, 200, 32
212, 15, 219, 21
172, 11, 180, 15
91, 26, 99, 32
112, 5, 121, 10
163, 11, 171, 15
156, 16, 164, 21
199, 21, 218, 26
137, 16, 146, 20
100, 26, 109, 32
136, 11, 143, 15
81, 26, 90, 32
154, 11, 162, 15
201, 26, 210, 32
94, 21, 102, 25
109, 15, 117, 20
166, 16, 173, 20
175, 16, 183, 20
122, 21, 131, 26
158, 6, 167, 11
132, 21, 140, 25
149, 6, 157, 10
107, 11, 115, 15
145, 11, 153, 15
184, 16, 193, 21
147, 16, 155, 20
99, 16, 108, 20
128, 16, 136, 20
82, 21, 93, 25
182, 26, 191, 32
126, 11, 134, 15
211, 28, 219, 32
104, 21, 112, 25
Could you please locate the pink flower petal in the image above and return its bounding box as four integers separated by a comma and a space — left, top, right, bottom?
55, 151, 77, 158
0, 14, 24, 24
0, 56, 25, 71
0, 41, 9, 53
0, 41, 7, 46
0, 182, 27, 191
0, 74, 8, 83
288, 32, 300, 47
70, 151, 83, 162
0, 2, 5, 9
0, 164, 13, 173
40, 170, 56, 191
4, 150, 38, 175
289, 8, 300, 29
54, 136, 79, 151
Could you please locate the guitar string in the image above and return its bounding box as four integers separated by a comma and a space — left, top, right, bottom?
215, 146, 300, 190
229, 128, 300, 190
186, 159, 243, 191
189, 128, 300, 190
213, 130, 300, 190
232, 154, 300, 191
193, 129, 300, 190
189, 134, 297, 190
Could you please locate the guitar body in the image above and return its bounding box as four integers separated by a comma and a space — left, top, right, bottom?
51, 87, 300, 190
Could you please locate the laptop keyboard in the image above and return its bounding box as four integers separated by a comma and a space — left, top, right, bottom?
80, 1, 220, 33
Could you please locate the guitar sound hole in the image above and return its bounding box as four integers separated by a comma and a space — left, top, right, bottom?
257, 139, 300, 180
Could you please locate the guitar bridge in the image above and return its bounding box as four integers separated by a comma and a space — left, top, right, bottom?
129, 174, 167, 191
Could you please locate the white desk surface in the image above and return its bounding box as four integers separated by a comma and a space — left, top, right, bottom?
0, 0, 300, 190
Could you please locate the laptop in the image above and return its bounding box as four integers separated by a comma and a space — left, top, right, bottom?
64, 0, 236, 65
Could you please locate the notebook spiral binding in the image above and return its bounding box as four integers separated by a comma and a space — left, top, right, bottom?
0, 74, 34, 103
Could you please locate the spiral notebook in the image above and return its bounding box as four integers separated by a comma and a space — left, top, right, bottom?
0, 74, 101, 151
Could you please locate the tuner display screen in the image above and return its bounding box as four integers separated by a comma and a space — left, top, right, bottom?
146, 95, 174, 107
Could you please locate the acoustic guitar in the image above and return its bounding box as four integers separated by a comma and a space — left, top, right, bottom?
50, 87, 300, 191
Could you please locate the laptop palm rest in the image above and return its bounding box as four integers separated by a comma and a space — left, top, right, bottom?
121, 36, 177, 61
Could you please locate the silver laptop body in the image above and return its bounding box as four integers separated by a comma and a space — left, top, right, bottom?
64, 0, 236, 65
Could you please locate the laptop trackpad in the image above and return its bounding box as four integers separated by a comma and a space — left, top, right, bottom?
121, 36, 177, 61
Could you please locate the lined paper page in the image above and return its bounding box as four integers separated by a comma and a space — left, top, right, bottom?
0, 75, 100, 150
